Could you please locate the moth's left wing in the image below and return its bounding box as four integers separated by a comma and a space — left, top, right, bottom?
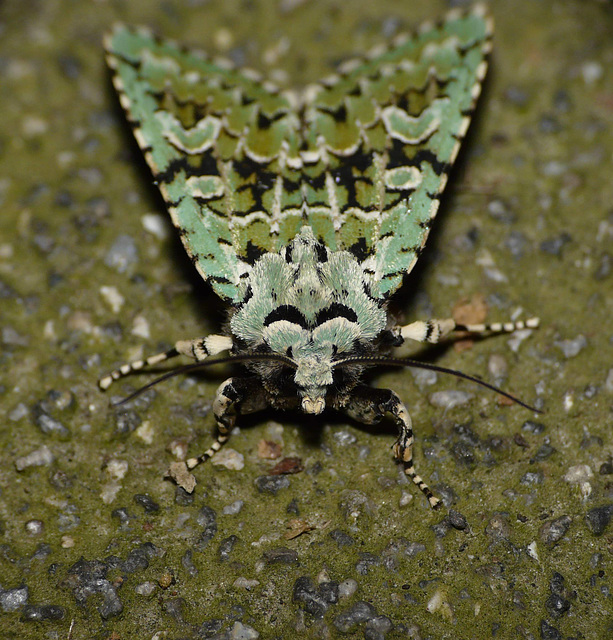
300, 5, 493, 298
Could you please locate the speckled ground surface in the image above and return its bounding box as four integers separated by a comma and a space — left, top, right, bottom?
1, 1, 612, 638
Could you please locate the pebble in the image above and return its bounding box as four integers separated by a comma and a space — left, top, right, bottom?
20, 604, 64, 621
338, 579, 358, 599
540, 619, 562, 640
223, 500, 244, 515
211, 448, 245, 470
293, 576, 338, 617
104, 234, 138, 273
554, 334, 587, 358
329, 529, 355, 547
254, 475, 290, 495
563, 465, 593, 484
332, 430, 357, 446
0, 585, 29, 612
218, 535, 239, 562
113, 409, 142, 435
195, 505, 217, 549
585, 505, 613, 536
229, 621, 259, 639
133, 494, 160, 514
134, 581, 156, 596
15, 445, 54, 471
8, 403, 29, 421
428, 390, 473, 410
262, 547, 299, 565
32, 406, 69, 436
333, 601, 377, 632
539, 233, 571, 256
540, 516, 572, 547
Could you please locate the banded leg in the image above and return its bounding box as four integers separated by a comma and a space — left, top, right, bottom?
186, 376, 269, 470
341, 385, 440, 509
98, 334, 233, 390
398, 317, 539, 345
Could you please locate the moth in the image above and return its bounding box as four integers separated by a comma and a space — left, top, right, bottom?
101, 5, 538, 508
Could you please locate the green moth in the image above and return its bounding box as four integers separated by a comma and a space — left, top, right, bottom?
101, 5, 538, 508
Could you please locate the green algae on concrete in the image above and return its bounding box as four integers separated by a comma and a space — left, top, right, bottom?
1, 1, 612, 638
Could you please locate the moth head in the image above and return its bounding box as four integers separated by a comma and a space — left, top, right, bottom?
293, 348, 334, 415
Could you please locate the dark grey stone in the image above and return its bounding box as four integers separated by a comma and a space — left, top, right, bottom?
333, 601, 377, 632
254, 474, 290, 494
540, 619, 562, 640
195, 506, 218, 550
218, 535, 239, 562
262, 547, 298, 565
133, 494, 160, 514
329, 529, 355, 547
585, 505, 613, 536
21, 604, 64, 621
540, 516, 572, 547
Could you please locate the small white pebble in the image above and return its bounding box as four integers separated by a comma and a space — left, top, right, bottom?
61, 536, 75, 549
229, 621, 259, 640
429, 390, 473, 410
131, 315, 150, 339
488, 354, 508, 380
99, 285, 125, 313
135, 581, 157, 596
211, 448, 245, 471
581, 60, 603, 85
106, 459, 129, 481
15, 445, 54, 471
563, 464, 593, 484
338, 579, 358, 599
233, 577, 260, 591
141, 213, 170, 239
563, 391, 574, 412
25, 520, 44, 535
135, 420, 155, 445
526, 541, 539, 562
223, 500, 244, 515
399, 491, 414, 507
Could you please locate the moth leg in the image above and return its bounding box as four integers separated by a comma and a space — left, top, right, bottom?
186, 376, 268, 470
341, 386, 441, 509
98, 334, 233, 390
398, 317, 539, 345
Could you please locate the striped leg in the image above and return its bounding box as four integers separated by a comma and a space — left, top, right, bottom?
186, 376, 269, 470
399, 317, 539, 345
98, 334, 233, 390
341, 386, 440, 509
388, 394, 441, 510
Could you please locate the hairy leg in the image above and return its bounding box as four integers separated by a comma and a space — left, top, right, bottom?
397, 317, 539, 345
340, 385, 441, 509
98, 334, 233, 390
185, 376, 269, 470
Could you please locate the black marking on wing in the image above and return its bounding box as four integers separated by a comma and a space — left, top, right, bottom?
264, 305, 309, 329
314, 242, 328, 263
315, 303, 358, 325
348, 237, 368, 261
245, 241, 267, 264
316, 103, 348, 123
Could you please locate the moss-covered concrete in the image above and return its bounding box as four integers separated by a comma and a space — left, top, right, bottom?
1, 0, 612, 638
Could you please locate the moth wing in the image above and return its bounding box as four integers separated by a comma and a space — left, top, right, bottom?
301, 6, 493, 298
105, 25, 300, 302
